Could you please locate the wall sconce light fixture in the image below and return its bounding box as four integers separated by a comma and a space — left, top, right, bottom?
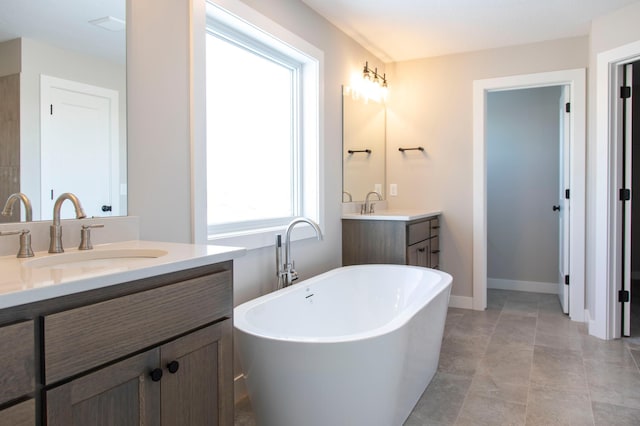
345, 61, 389, 103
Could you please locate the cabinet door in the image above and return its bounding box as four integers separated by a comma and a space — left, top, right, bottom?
46, 349, 160, 426
161, 320, 233, 426
408, 240, 430, 267
0, 399, 34, 426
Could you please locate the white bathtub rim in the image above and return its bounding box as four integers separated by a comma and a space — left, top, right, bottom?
234, 264, 452, 344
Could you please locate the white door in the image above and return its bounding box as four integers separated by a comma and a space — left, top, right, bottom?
558, 85, 571, 314
40, 76, 119, 220
622, 64, 633, 336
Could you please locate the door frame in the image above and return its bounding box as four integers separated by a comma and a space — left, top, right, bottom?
593, 40, 640, 339
472, 69, 586, 322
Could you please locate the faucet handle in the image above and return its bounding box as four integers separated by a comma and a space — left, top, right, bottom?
0, 229, 34, 258
79, 224, 104, 250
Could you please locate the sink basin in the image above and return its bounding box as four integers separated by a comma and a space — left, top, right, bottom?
24, 248, 169, 269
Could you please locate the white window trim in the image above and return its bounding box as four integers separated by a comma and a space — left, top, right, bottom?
190, 0, 324, 250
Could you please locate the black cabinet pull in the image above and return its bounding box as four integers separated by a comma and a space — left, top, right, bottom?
150, 368, 163, 382
418, 248, 426, 253
552, 205, 560, 211
431, 225, 440, 229
167, 360, 180, 374
431, 250, 441, 254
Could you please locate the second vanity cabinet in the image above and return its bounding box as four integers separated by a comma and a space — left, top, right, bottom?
343, 214, 440, 268
0, 261, 234, 426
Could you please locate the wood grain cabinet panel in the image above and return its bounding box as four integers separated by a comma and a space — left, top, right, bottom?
161, 321, 233, 426
0, 399, 35, 426
0, 320, 35, 404
44, 270, 231, 384
46, 349, 160, 426
343, 215, 440, 269
46, 322, 233, 426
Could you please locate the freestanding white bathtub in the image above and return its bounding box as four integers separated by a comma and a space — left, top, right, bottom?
234, 264, 452, 426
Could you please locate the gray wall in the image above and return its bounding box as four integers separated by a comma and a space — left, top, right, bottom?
487, 87, 561, 286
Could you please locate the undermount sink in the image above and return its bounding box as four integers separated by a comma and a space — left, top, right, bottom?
24, 248, 169, 269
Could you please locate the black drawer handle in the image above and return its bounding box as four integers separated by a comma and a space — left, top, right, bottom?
418, 248, 426, 253
167, 360, 180, 374
150, 368, 163, 382
432, 226, 440, 229
431, 250, 441, 254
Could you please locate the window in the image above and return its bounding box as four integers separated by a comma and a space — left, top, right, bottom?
203, 2, 321, 248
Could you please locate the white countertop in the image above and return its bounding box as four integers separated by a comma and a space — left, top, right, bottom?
0, 240, 246, 310
342, 209, 441, 221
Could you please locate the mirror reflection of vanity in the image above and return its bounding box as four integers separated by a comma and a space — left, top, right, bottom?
342, 86, 386, 202
0, 0, 126, 223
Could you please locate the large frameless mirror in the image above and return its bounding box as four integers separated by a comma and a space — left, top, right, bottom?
0, 0, 126, 222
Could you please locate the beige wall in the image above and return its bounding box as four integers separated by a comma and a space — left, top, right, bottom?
587, 1, 640, 317
386, 37, 588, 298
127, 0, 382, 301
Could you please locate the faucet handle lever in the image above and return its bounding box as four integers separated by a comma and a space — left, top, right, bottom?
79, 224, 104, 250
0, 229, 34, 258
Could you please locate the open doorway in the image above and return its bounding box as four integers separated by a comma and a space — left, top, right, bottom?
486, 86, 567, 309
472, 69, 586, 322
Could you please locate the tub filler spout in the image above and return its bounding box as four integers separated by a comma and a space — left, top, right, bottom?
276, 217, 323, 288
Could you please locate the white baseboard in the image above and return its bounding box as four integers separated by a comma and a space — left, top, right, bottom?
487, 278, 558, 294
449, 295, 473, 309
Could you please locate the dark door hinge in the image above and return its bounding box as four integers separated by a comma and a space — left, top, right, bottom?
619, 290, 630, 303
564, 275, 570, 285
620, 188, 631, 201
621, 86, 632, 99
565, 189, 570, 199
565, 102, 571, 113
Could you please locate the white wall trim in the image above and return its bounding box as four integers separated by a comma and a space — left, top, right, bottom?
473, 69, 586, 322
487, 278, 558, 294
449, 295, 473, 309
593, 39, 640, 340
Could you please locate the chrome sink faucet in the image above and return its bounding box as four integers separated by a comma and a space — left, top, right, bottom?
2, 192, 33, 222
276, 217, 323, 288
363, 191, 382, 214
49, 193, 87, 253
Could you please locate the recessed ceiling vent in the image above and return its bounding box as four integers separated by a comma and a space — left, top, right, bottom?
89, 16, 125, 32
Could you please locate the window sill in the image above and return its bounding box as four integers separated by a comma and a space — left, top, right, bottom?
207, 224, 319, 251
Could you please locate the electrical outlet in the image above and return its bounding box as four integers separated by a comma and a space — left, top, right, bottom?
374, 183, 382, 194
390, 184, 398, 196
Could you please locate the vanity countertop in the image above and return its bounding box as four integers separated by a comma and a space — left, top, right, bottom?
0, 240, 245, 309
342, 209, 441, 221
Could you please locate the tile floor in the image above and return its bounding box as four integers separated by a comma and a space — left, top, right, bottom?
235, 289, 640, 425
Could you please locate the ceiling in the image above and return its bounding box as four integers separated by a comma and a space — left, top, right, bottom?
0, 0, 125, 63
301, 0, 640, 62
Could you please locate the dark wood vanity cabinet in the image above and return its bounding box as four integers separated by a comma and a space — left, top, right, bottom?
46, 321, 231, 426
0, 320, 36, 426
343, 215, 440, 269
0, 261, 234, 426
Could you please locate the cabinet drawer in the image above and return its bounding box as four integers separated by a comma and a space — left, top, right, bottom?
0, 398, 35, 426
430, 218, 440, 237
0, 321, 35, 404
408, 220, 430, 245
44, 270, 232, 384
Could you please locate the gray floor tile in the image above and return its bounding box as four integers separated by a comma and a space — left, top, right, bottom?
585, 359, 640, 409
592, 401, 640, 426
403, 372, 472, 426
525, 385, 594, 426
530, 345, 587, 392
456, 394, 526, 426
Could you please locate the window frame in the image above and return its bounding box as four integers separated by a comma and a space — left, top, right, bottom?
191, 0, 323, 250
